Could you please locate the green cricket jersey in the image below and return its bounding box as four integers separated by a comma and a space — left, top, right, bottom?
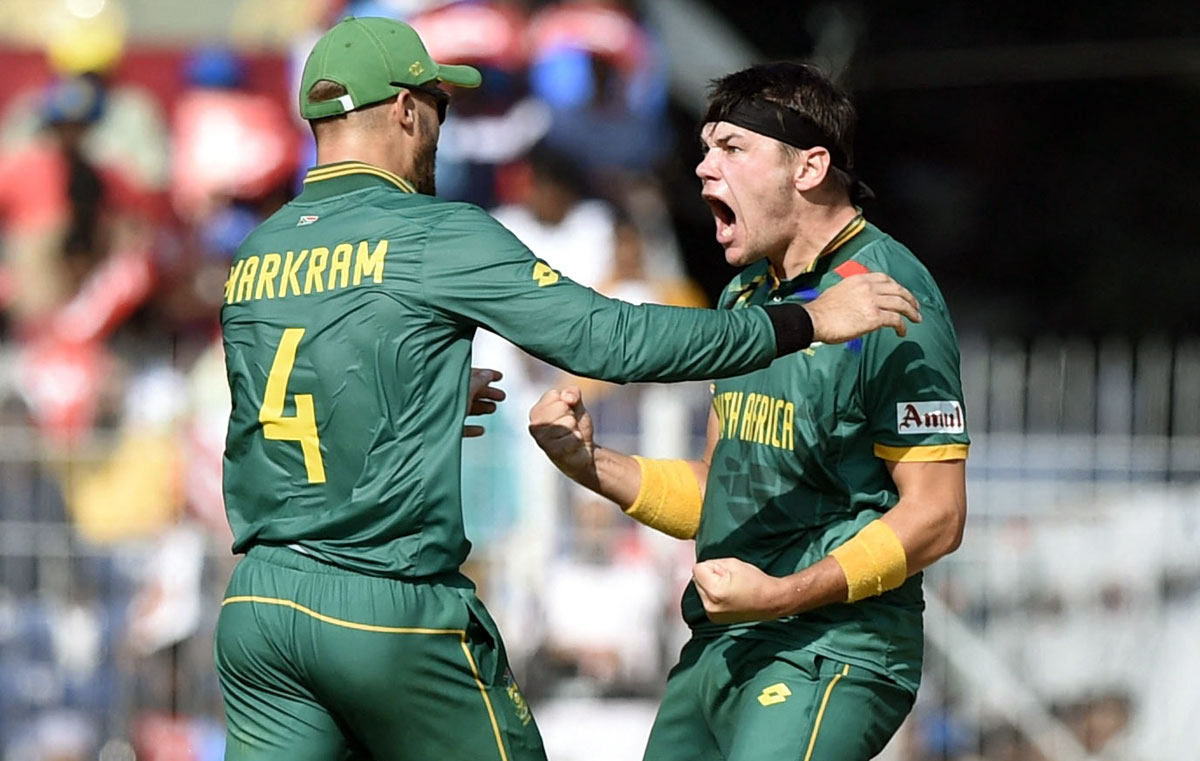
220, 161, 784, 579
684, 215, 969, 694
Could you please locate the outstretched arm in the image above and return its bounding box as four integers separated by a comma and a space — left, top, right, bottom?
693, 458, 966, 623
427, 207, 920, 385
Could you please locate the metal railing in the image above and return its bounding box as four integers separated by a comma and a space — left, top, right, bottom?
1, 334, 1197, 759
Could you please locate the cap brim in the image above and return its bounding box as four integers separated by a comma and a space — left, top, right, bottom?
435, 63, 482, 88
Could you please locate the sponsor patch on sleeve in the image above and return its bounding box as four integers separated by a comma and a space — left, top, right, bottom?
896, 401, 964, 434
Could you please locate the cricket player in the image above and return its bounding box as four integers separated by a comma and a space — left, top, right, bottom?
215, 18, 922, 761
529, 62, 969, 761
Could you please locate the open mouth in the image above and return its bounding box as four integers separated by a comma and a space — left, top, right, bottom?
705, 197, 737, 244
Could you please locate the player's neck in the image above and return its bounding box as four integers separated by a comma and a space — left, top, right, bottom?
314, 134, 412, 183
772, 202, 858, 281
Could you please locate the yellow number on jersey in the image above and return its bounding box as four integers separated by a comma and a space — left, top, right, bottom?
259, 328, 326, 483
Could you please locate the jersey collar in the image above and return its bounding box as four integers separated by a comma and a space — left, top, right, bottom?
298, 161, 417, 200
768, 210, 867, 289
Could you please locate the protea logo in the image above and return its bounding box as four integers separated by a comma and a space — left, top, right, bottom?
896, 401, 964, 434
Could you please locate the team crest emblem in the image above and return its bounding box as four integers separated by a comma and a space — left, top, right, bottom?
409, 61, 425, 77
503, 669, 533, 725
297, 215, 319, 226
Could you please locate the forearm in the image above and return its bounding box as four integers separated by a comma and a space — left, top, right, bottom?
586, 445, 643, 508
771, 493, 959, 617
697, 485, 965, 623
758, 557, 850, 619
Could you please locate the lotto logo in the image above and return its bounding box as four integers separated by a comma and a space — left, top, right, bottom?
757, 683, 791, 706
896, 401, 964, 434
532, 261, 560, 286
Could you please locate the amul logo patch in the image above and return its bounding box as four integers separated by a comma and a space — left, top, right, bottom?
896, 401, 964, 434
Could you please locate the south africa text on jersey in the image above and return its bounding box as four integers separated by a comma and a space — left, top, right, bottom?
713, 390, 795, 451
224, 239, 389, 304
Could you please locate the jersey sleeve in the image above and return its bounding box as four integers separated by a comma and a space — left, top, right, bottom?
421, 206, 779, 384
860, 296, 970, 462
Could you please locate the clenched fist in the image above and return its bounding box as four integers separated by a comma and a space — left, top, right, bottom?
693, 557, 789, 624
527, 386, 598, 488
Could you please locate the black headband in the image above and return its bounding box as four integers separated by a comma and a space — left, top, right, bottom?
720, 98, 850, 171
717, 97, 874, 201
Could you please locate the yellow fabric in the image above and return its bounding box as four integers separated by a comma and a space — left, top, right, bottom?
67, 431, 181, 543
829, 520, 908, 602
625, 457, 703, 539
873, 442, 970, 462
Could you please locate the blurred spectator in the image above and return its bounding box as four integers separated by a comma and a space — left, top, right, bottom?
527, 1, 671, 178
532, 495, 666, 698
601, 215, 705, 308
0, 75, 156, 332
133, 712, 225, 761
0, 1, 170, 194
65, 365, 186, 543
0, 74, 159, 442
410, 1, 550, 207
493, 143, 616, 288
5, 710, 97, 761
182, 340, 234, 540
159, 47, 300, 344
413, 1, 550, 205
169, 49, 299, 223
1055, 692, 1131, 756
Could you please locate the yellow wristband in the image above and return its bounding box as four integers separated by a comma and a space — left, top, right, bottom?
625, 456, 703, 539
828, 519, 908, 602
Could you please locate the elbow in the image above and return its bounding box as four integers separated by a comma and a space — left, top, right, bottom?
939, 500, 967, 557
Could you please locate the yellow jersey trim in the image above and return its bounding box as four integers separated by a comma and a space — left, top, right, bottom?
804, 664, 850, 761
304, 162, 416, 194
873, 443, 970, 462
221, 595, 509, 761
803, 213, 867, 274
735, 274, 768, 306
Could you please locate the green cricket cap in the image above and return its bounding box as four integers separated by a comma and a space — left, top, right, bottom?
299, 16, 481, 120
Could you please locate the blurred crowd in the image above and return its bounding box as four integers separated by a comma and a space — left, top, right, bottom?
1, 2, 1193, 761
0, 1, 712, 758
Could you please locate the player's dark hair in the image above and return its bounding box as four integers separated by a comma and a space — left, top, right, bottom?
307, 79, 348, 104
704, 62, 864, 201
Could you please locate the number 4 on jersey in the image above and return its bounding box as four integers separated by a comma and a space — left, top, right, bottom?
259, 328, 326, 483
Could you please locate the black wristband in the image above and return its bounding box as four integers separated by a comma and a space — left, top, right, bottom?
763, 304, 815, 356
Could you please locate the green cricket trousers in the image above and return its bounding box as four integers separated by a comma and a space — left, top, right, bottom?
642, 633, 915, 761
215, 545, 546, 761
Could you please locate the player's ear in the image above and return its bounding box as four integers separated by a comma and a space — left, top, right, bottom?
794, 146, 831, 193
394, 90, 418, 130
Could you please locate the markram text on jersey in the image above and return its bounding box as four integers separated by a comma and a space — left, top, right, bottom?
223, 239, 388, 304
